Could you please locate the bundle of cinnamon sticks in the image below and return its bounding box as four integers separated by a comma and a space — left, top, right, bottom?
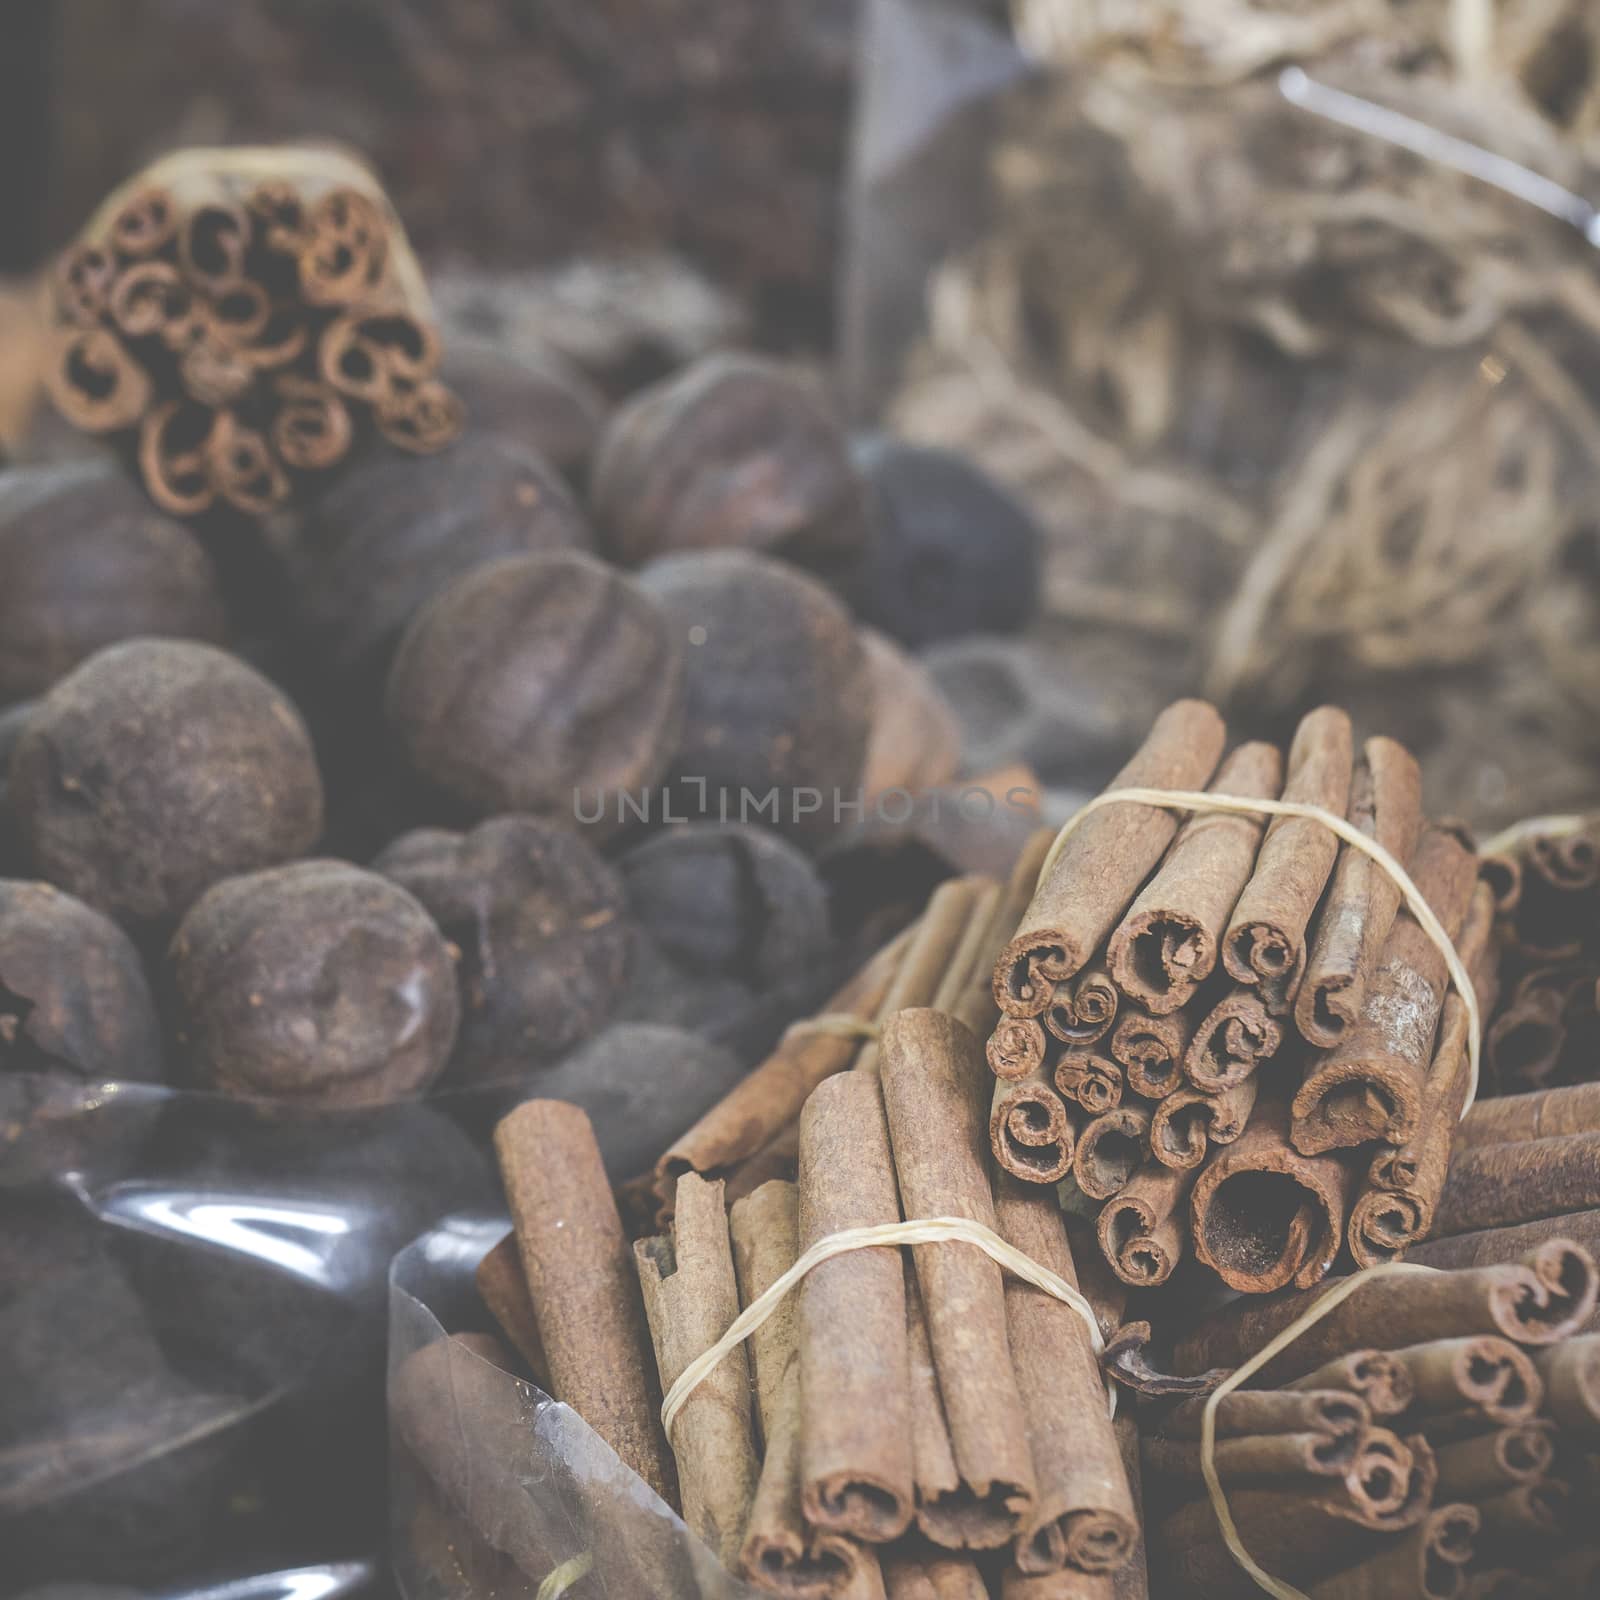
987, 698, 1495, 1294
1478, 816, 1600, 1096
1147, 1236, 1599, 1597
45, 145, 459, 516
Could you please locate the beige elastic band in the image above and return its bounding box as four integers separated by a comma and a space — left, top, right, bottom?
1200, 1261, 1440, 1600
660, 1215, 1114, 1438
536, 1551, 593, 1599
782, 1013, 882, 1046
1038, 788, 1483, 1114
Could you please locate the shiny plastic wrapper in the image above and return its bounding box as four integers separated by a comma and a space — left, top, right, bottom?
1, 1074, 495, 1590
390, 1215, 769, 1600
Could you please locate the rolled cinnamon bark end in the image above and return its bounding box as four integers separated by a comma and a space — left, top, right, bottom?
1054, 1052, 1123, 1116
1459, 1081, 1600, 1150
1073, 1106, 1152, 1202
1108, 740, 1282, 1015
109, 184, 178, 258
1222, 706, 1353, 1014
988, 1016, 1048, 1081
1431, 1132, 1600, 1240
1533, 1334, 1600, 1433
952, 829, 1053, 1039
1295, 738, 1423, 1049
1348, 1185, 1426, 1268
493, 1098, 678, 1507
1111, 1008, 1196, 1100
635, 1173, 759, 1568
1043, 966, 1120, 1047
54, 241, 118, 325
1150, 1078, 1258, 1171
1291, 825, 1478, 1156
378, 375, 466, 455
209, 412, 290, 514
273, 379, 354, 471
993, 1172, 1137, 1578
884, 1552, 988, 1598
881, 1010, 1036, 1548
993, 699, 1226, 1015
799, 1071, 915, 1544
180, 197, 252, 290
109, 260, 188, 337
474, 1231, 549, 1388
1183, 987, 1282, 1093
1393, 1336, 1543, 1427
1305, 1502, 1478, 1600
299, 187, 390, 304
180, 337, 254, 408
1189, 1099, 1353, 1293
731, 1180, 870, 1599
209, 279, 273, 346
1433, 1425, 1555, 1500
1097, 1159, 1196, 1286
139, 400, 215, 516
48, 327, 152, 433
1286, 1351, 1414, 1417
991, 1067, 1076, 1185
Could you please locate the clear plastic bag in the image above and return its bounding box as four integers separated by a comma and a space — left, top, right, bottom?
1, 1076, 495, 1590
389, 1216, 767, 1600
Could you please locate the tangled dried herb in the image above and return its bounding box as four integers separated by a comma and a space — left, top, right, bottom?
373, 814, 629, 1086
0, 461, 227, 705
617, 821, 831, 989
288, 433, 592, 686
170, 859, 459, 1106
385, 551, 684, 835
9, 640, 324, 931
636, 550, 873, 830
591, 353, 868, 567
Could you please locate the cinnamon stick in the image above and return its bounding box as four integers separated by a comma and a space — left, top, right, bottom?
1430, 1132, 1600, 1240
798, 1070, 914, 1543
1111, 1007, 1198, 1100
1222, 706, 1353, 1014
1304, 1503, 1478, 1600
1189, 1096, 1355, 1293
1141, 1426, 1364, 1486
474, 1230, 549, 1387
655, 923, 913, 1202
994, 700, 1226, 1014
1291, 825, 1477, 1154
992, 1171, 1138, 1576
952, 828, 1053, 1038
882, 1552, 987, 1598
1157, 1388, 1371, 1443
1107, 741, 1282, 1014
1402, 1211, 1600, 1295
1432, 1424, 1554, 1499
1072, 1107, 1152, 1202
1096, 1159, 1197, 1285
1458, 1080, 1600, 1150
1054, 1052, 1124, 1115
494, 1099, 677, 1506
1171, 1242, 1597, 1380
1532, 1333, 1600, 1433
881, 1009, 1035, 1548
988, 1016, 1049, 1082
1042, 967, 1120, 1049
1294, 738, 1424, 1049
1390, 1336, 1543, 1429
730, 1180, 868, 1597
1149, 1078, 1258, 1171
1284, 1351, 1414, 1417
635, 1174, 758, 1567
1182, 986, 1283, 1094
991, 1066, 1077, 1185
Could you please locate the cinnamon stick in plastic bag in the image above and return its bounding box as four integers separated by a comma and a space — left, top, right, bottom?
1222, 706, 1353, 1015
994, 700, 1225, 1015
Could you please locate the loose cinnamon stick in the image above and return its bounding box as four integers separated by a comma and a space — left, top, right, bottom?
1111, 1007, 1198, 1100
1183, 987, 1283, 1094
994, 700, 1226, 1014
992, 1171, 1138, 1576
1189, 1097, 1355, 1293
798, 1070, 914, 1543
1043, 967, 1120, 1048
1532, 1333, 1600, 1433
730, 1180, 867, 1597
1292, 825, 1478, 1154
1284, 1351, 1414, 1417
655, 923, 913, 1202
1294, 738, 1424, 1049
1107, 741, 1282, 1014
1401, 1212, 1600, 1301
1432, 1425, 1554, 1499
881, 1009, 1035, 1548
474, 1231, 549, 1387
1097, 1159, 1197, 1285
931, 881, 1002, 1016
1171, 1241, 1597, 1380
1304, 1502, 1478, 1600
991, 1066, 1077, 1185
1222, 706, 1353, 1014
1458, 1081, 1600, 1150
1054, 1052, 1124, 1116
635, 1173, 758, 1568
1150, 1078, 1258, 1171
1073, 1106, 1151, 1202
494, 1099, 677, 1506
1430, 1132, 1600, 1240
